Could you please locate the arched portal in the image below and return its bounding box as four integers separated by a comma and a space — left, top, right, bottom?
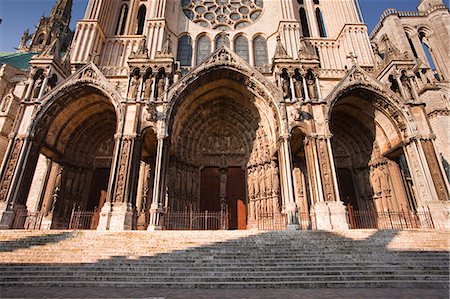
167, 68, 281, 229
23, 85, 118, 228
330, 88, 415, 215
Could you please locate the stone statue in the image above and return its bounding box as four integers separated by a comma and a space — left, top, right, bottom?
129, 73, 139, 99
370, 166, 382, 197
281, 73, 291, 99
219, 169, 227, 199
1, 88, 14, 112
263, 163, 272, 198
19, 29, 29, 50
32, 75, 44, 98
271, 161, 280, 196
371, 41, 384, 68
248, 168, 255, 199
157, 76, 166, 100
294, 74, 304, 99
143, 76, 153, 99
400, 72, 413, 100
306, 71, 318, 99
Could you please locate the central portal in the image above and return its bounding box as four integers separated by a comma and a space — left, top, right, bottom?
167, 69, 281, 230
200, 167, 247, 229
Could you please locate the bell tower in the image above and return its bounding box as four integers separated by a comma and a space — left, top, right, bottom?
17, 0, 73, 53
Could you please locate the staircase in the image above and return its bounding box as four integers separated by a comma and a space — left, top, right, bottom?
0, 230, 448, 288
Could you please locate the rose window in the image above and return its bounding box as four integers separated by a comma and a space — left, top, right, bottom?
182, 0, 264, 31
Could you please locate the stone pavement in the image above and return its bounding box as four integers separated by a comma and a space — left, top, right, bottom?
0, 287, 448, 298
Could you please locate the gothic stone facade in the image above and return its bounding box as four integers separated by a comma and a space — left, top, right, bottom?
0, 0, 448, 230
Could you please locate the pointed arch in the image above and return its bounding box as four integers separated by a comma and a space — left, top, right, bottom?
234, 35, 249, 62
115, 4, 128, 35
136, 5, 146, 35
299, 8, 310, 37
177, 34, 193, 67
214, 34, 230, 49
196, 35, 211, 65
253, 35, 268, 67
315, 8, 327, 38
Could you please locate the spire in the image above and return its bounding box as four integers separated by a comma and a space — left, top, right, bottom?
297, 38, 318, 60
273, 36, 291, 60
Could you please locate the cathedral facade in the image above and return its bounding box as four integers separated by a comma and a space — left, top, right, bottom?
0, 0, 448, 231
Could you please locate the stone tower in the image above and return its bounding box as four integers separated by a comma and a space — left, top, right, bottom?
17, 0, 73, 53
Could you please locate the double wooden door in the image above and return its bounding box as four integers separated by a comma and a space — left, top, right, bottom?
200, 167, 247, 229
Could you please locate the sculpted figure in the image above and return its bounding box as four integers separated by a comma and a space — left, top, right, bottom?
282, 76, 291, 99
157, 76, 166, 100
32, 75, 43, 98
400, 72, 413, 100
129, 73, 139, 98
370, 166, 382, 197
143, 76, 153, 99
306, 71, 318, 99
271, 161, 280, 195
265, 163, 272, 198
294, 74, 304, 99
248, 168, 255, 200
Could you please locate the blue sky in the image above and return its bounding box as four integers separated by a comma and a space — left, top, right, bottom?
0, 0, 427, 52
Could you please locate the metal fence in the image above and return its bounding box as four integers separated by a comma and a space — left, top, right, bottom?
69, 208, 100, 230
347, 205, 434, 229
161, 210, 229, 230
257, 213, 288, 230
11, 209, 44, 229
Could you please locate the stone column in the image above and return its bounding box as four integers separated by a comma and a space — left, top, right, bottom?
97, 135, 121, 230
148, 136, 167, 230
403, 137, 450, 229
24, 78, 35, 101
279, 135, 299, 230
0, 135, 40, 229
37, 75, 50, 100
417, 139, 450, 229
302, 77, 309, 101
289, 75, 297, 102
98, 134, 138, 231
312, 135, 348, 230
395, 75, 408, 99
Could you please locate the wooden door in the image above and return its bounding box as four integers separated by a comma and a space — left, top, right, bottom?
200, 167, 221, 211
337, 168, 358, 210
226, 167, 247, 230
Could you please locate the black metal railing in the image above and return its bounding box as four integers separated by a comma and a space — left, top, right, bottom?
11, 209, 44, 229
69, 208, 100, 230
257, 212, 288, 230
347, 205, 434, 229
161, 209, 229, 230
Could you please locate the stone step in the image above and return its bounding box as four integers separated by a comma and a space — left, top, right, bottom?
1, 229, 448, 289
2, 269, 447, 278
0, 280, 446, 289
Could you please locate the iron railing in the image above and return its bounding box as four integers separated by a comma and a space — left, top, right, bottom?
161, 209, 229, 230
69, 208, 100, 230
257, 213, 288, 230
11, 209, 44, 229
347, 205, 434, 229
